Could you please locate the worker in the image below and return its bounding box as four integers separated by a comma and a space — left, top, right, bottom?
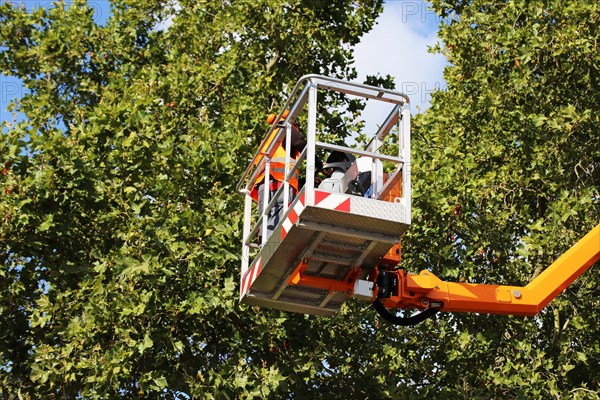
318, 151, 355, 193
251, 110, 307, 241
348, 157, 373, 198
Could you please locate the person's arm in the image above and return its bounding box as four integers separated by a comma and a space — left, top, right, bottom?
282, 125, 306, 156
284, 125, 323, 170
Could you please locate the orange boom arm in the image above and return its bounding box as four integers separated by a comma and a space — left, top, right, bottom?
377, 224, 600, 316
289, 224, 599, 318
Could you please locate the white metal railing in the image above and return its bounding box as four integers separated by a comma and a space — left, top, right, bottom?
238, 75, 411, 278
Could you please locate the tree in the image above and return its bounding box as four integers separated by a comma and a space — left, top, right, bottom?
2, 0, 599, 399
398, 0, 599, 397
0, 0, 385, 397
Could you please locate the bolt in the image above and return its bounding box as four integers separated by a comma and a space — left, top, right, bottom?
421, 298, 429, 307
513, 290, 522, 299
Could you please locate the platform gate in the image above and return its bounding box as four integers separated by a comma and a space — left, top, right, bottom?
237, 75, 411, 316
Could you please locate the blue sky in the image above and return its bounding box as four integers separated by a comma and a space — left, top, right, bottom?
355, 1, 446, 110
0, 0, 111, 127
354, 1, 447, 132
1, 1, 446, 128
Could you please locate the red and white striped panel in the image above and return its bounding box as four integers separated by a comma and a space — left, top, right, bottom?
314, 190, 351, 212
241, 257, 262, 297
281, 193, 306, 239
281, 191, 351, 239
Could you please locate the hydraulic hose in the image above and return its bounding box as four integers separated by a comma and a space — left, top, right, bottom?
372, 300, 439, 326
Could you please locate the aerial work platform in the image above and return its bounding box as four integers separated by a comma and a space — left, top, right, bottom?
241, 188, 409, 316
237, 75, 411, 316
237, 75, 599, 325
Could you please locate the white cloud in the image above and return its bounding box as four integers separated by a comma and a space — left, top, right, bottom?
353, 1, 447, 132
154, 1, 181, 32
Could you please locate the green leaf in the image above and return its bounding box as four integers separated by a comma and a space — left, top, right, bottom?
38, 214, 54, 232
138, 334, 153, 354
151, 376, 168, 390
123, 132, 136, 147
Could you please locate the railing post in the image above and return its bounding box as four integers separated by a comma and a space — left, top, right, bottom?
401, 107, 411, 224
283, 122, 291, 213
261, 158, 271, 247
240, 192, 252, 298
371, 137, 383, 198
305, 83, 318, 206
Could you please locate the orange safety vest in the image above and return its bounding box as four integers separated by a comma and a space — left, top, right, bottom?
250, 124, 300, 202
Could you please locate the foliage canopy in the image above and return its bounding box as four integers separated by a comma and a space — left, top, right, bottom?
1, 0, 598, 398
